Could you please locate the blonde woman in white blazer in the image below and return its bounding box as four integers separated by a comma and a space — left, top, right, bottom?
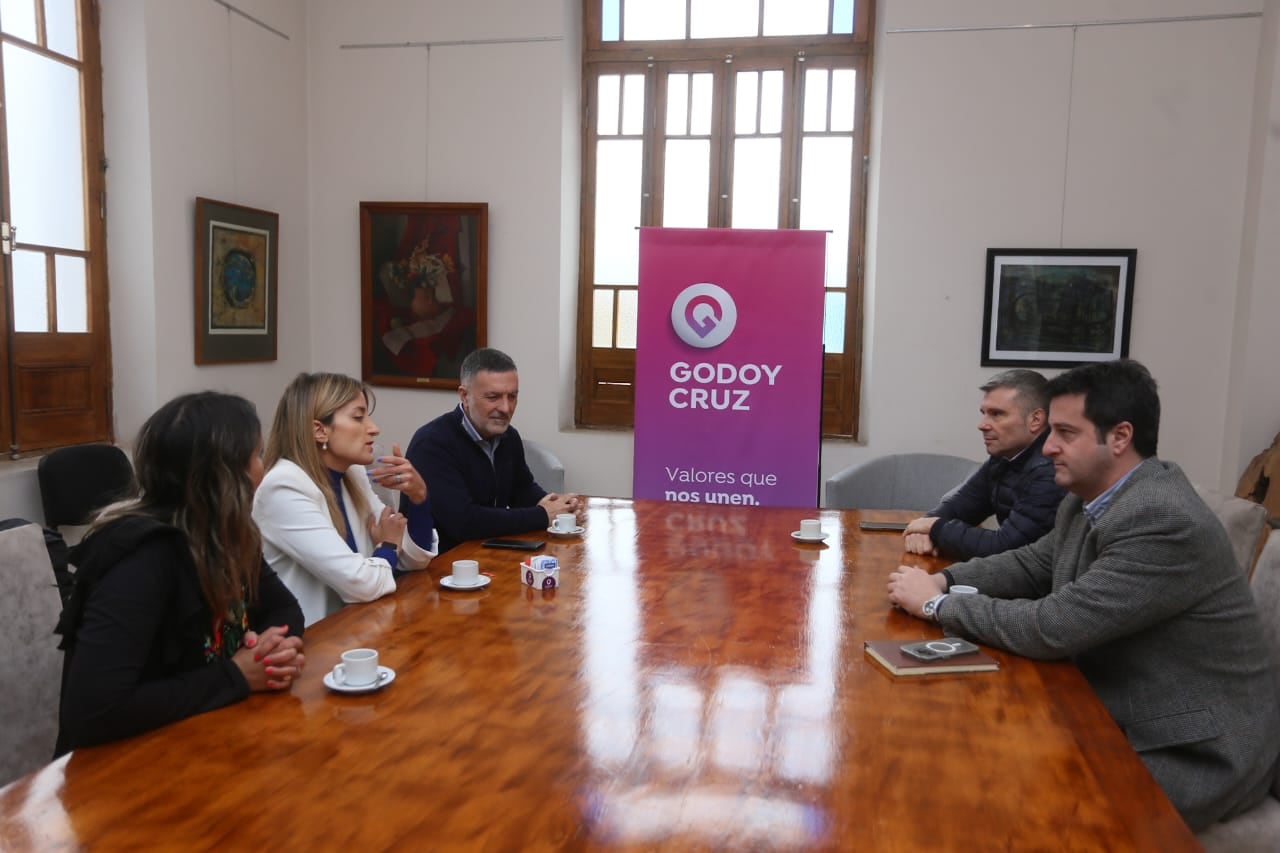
253, 373, 437, 626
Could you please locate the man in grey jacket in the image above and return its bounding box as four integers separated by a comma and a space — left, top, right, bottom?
888, 359, 1280, 831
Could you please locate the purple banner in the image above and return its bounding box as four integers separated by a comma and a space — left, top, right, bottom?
633, 228, 826, 508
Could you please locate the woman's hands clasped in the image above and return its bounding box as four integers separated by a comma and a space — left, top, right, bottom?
233, 625, 306, 691
367, 443, 428, 505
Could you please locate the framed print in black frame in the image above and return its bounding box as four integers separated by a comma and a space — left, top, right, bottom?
981, 248, 1136, 368
194, 197, 279, 364
360, 201, 488, 390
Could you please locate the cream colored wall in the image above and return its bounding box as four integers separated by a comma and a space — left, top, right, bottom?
7, 0, 1273, 527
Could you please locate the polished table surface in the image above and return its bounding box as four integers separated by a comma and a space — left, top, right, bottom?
0, 499, 1198, 851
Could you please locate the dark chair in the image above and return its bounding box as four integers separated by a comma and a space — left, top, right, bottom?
37, 445, 135, 534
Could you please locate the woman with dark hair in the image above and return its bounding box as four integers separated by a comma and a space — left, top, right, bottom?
253, 373, 436, 626
55, 392, 305, 756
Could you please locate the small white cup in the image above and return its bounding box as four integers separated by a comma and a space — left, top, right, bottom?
452, 559, 480, 585
950, 585, 979, 595
334, 648, 379, 686
799, 518, 822, 538
553, 513, 577, 533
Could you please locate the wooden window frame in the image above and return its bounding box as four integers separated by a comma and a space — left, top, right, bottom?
0, 0, 112, 457
575, 0, 874, 437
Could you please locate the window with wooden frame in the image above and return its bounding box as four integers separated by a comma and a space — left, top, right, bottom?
576, 0, 873, 436
0, 0, 112, 457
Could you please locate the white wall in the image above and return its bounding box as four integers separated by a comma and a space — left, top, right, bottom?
10, 0, 1277, 526
832, 0, 1272, 494
102, 0, 311, 444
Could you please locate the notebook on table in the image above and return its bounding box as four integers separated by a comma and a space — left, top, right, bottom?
864, 639, 1000, 677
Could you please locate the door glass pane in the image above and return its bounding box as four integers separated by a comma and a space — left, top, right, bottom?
735, 72, 758, 135
11, 249, 47, 332
46, 0, 80, 59
689, 73, 713, 135
823, 291, 846, 354
731, 138, 780, 229
621, 74, 645, 135
833, 0, 854, 34
663, 139, 711, 227
602, 0, 621, 41
691, 0, 758, 39
4, 42, 86, 250
803, 68, 829, 132
598, 75, 621, 135
0, 0, 36, 41
759, 70, 783, 134
624, 0, 684, 40
592, 289, 615, 347
831, 69, 857, 132
666, 73, 689, 135
593, 139, 643, 285
763, 0, 828, 36
55, 254, 87, 332
616, 289, 639, 349
800, 137, 853, 287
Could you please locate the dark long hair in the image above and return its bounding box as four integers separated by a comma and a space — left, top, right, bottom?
96, 392, 263, 615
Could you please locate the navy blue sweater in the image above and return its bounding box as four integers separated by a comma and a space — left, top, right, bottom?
927, 429, 1065, 559
405, 405, 548, 554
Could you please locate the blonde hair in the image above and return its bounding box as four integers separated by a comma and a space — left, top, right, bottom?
265, 373, 375, 538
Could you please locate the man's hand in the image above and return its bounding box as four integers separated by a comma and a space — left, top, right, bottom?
903, 516, 939, 555
887, 565, 947, 620
538, 493, 578, 522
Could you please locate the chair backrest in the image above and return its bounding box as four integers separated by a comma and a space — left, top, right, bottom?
0, 520, 64, 786
1245, 530, 1280, 800
825, 453, 980, 511
523, 439, 566, 494
1195, 484, 1268, 578
38, 445, 134, 531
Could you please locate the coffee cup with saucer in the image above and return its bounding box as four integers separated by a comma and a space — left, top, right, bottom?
548, 513, 584, 537
324, 648, 396, 694
441, 559, 491, 590
791, 518, 828, 542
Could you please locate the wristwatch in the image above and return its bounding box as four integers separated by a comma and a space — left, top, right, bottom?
922, 592, 949, 622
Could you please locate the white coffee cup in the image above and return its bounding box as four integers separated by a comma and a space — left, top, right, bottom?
452, 559, 480, 585
799, 518, 822, 538
334, 648, 379, 686
950, 585, 979, 595
553, 513, 576, 533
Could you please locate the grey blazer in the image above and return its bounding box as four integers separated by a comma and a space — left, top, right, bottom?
941, 459, 1280, 830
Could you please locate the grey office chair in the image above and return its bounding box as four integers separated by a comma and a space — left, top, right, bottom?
523, 440, 566, 494
825, 453, 980, 511
0, 520, 64, 786
1193, 484, 1268, 578
1196, 527, 1280, 851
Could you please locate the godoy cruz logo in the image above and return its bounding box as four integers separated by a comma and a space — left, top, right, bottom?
671, 283, 737, 348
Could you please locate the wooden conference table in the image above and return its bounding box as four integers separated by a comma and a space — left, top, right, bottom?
0, 498, 1197, 851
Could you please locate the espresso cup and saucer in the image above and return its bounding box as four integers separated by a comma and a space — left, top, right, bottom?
323, 648, 396, 694
547, 513, 584, 537
791, 518, 828, 543
440, 559, 491, 590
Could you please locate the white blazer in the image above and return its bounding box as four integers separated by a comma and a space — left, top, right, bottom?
253, 459, 436, 626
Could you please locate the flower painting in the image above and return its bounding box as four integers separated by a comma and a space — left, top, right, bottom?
360, 202, 488, 389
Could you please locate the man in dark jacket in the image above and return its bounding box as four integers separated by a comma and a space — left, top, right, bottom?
405, 348, 579, 553
903, 369, 1065, 559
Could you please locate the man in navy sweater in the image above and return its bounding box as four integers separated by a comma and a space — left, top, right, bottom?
903, 369, 1065, 559
405, 348, 579, 554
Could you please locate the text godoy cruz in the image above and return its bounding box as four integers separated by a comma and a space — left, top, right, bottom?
667, 361, 782, 411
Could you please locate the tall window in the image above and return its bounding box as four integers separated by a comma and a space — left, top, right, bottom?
0, 0, 111, 455
577, 0, 874, 436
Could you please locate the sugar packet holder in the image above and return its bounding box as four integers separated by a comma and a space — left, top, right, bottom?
521, 555, 560, 590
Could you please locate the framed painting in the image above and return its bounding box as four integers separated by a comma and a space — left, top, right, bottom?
360, 201, 488, 389
194, 197, 279, 364
981, 248, 1136, 367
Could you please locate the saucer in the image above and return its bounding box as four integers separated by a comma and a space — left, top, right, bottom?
547, 525, 585, 537
440, 574, 492, 590
791, 530, 829, 543
323, 666, 396, 694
